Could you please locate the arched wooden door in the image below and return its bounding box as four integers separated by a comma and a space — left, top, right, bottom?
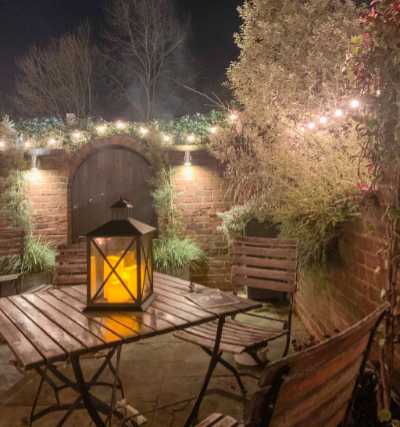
71, 145, 156, 241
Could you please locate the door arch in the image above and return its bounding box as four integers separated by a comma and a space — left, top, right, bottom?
70, 145, 156, 241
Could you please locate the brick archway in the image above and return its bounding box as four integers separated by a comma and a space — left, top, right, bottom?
67, 135, 155, 244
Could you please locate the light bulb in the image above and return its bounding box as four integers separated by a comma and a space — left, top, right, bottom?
162, 134, 172, 143
350, 99, 360, 109
209, 126, 218, 135
0, 139, 6, 150
96, 124, 107, 135
72, 131, 82, 141
115, 120, 127, 130
334, 109, 344, 118
307, 122, 316, 130
47, 138, 58, 147
319, 116, 328, 125
139, 127, 149, 136
229, 112, 238, 122
186, 134, 195, 143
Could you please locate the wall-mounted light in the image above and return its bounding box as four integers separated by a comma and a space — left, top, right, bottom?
183, 151, 193, 181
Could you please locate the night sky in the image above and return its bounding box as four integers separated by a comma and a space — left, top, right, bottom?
0, 0, 243, 115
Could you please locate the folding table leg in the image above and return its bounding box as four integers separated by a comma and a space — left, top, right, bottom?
71, 356, 106, 427
183, 316, 226, 427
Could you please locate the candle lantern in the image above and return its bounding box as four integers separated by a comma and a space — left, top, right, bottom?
85, 199, 156, 311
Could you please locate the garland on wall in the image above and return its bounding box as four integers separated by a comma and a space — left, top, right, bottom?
0, 110, 229, 152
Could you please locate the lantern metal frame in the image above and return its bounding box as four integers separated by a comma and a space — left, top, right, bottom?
85, 211, 156, 312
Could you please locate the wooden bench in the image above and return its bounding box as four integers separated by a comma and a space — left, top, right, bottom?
175, 237, 298, 394
0, 228, 25, 296
196, 304, 388, 427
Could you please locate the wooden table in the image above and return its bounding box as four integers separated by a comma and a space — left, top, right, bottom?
0, 272, 261, 426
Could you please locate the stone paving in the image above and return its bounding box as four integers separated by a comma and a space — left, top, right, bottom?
0, 307, 309, 427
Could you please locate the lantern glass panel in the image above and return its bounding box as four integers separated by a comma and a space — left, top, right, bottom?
90, 236, 138, 304
141, 234, 153, 299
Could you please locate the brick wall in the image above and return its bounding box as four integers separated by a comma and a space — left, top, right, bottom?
0, 142, 232, 288
296, 195, 386, 338
171, 152, 231, 288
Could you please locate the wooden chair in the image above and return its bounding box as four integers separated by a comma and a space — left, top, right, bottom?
175, 237, 298, 394
0, 228, 25, 297
195, 304, 388, 427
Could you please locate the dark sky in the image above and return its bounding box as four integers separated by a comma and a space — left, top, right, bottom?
0, 0, 243, 113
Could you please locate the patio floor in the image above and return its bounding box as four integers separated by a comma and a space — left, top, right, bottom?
0, 307, 310, 427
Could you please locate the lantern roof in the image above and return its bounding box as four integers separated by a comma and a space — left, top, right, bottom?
86, 217, 156, 237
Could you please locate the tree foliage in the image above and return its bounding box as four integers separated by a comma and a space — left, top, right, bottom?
210, 0, 368, 264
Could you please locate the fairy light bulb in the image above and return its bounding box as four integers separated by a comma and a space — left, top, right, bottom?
0, 139, 6, 150
96, 124, 107, 135
47, 138, 58, 147
162, 133, 172, 143
334, 109, 344, 118
209, 126, 218, 135
307, 122, 316, 130
115, 120, 127, 130
350, 99, 360, 109
319, 116, 328, 125
72, 131, 82, 141
139, 127, 149, 137
229, 112, 239, 122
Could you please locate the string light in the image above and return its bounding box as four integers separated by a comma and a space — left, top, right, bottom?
209, 126, 218, 135
115, 120, 127, 130
334, 109, 344, 118
307, 122, 316, 130
162, 133, 172, 143
350, 99, 360, 109
319, 116, 328, 125
72, 131, 82, 141
96, 124, 107, 135
229, 111, 239, 122
139, 127, 149, 137
24, 140, 32, 149
0, 139, 6, 150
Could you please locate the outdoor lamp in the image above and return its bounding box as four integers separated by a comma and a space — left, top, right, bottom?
85, 198, 156, 311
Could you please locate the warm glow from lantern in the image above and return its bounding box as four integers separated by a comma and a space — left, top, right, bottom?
104, 256, 138, 302
102, 315, 140, 341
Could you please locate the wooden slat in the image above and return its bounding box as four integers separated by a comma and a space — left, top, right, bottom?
35, 292, 121, 344
235, 236, 297, 247
232, 255, 296, 271
0, 308, 43, 368
9, 296, 83, 354
232, 265, 295, 282
232, 244, 297, 259
22, 294, 105, 350
0, 299, 67, 362
232, 275, 295, 293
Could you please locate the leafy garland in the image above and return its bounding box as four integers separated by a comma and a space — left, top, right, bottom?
0, 110, 226, 151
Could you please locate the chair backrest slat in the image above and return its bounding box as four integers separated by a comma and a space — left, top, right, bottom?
246, 304, 388, 427
232, 237, 298, 294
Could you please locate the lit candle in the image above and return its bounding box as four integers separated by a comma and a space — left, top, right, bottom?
104, 256, 138, 302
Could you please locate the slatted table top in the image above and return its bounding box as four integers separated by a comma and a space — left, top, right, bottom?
0, 272, 261, 370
